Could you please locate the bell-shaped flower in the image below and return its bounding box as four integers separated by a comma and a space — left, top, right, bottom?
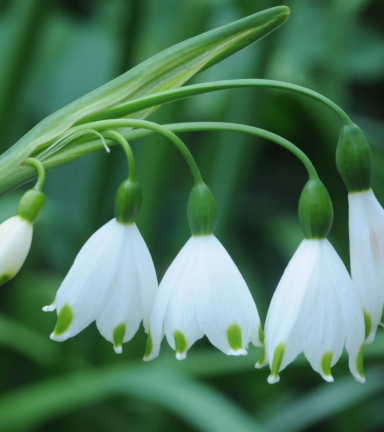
0, 216, 33, 286
348, 189, 384, 343
44, 219, 157, 353
0, 181, 44, 286
258, 238, 365, 384
144, 234, 263, 361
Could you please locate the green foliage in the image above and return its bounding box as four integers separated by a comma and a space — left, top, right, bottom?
0, 0, 384, 431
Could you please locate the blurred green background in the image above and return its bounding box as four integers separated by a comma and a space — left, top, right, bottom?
0, 0, 384, 431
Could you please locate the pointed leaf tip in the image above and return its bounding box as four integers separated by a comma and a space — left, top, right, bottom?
1, 6, 291, 196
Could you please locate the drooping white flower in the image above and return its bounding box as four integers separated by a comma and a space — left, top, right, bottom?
44, 219, 157, 353
144, 234, 262, 361
258, 238, 365, 384
348, 189, 384, 343
0, 216, 33, 286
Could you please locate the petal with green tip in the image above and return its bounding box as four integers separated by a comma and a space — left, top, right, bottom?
348, 190, 384, 344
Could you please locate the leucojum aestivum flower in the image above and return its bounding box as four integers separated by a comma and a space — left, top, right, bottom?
0, 5, 382, 386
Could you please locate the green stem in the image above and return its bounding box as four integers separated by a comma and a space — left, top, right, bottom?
168, 122, 319, 180
23, 157, 45, 191
77, 79, 353, 126
44, 119, 203, 185
54, 122, 317, 181
102, 130, 136, 181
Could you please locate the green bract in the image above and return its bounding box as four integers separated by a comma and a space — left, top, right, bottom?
298, 179, 333, 239
115, 180, 142, 225
336, 124, 372, 193
0, 6, 289, 196
187, 183, 217, 236
17, 189, 44, 224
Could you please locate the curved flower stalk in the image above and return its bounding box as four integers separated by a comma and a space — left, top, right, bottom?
44, 219, 157, 353
0, 7, 289, 196
258, 179, 366, 384
0, 158, 45, 285
348, 190, 384, 343
144, 183, 262, 361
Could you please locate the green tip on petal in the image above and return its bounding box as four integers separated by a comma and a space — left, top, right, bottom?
268, 343, 284, 384
174, 330, 188, 360
363, 309, 372, 341
144, 332, 153, 359
356, 344, 365, 382
380, 305, 384, 327
0, 274, 13, 287
258, 325, 265, 344
227, 324, 243, 351
255, 343, 267, 368
53, 303, 73, 336
321, 351, 334, 382
113, 323, 126, 354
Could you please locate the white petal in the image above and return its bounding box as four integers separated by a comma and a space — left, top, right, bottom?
0, 216, 32, 281
195, 235, 260, 355
264, 240, 320, 375
164, 237, 205, 359
96, 226, 143, 353
322, 239, 365, 383
349, 190, 384, 343
50, 219, 125, 342
303, 241, 346, 382
144, 237, 195, 361
130, 224, 158, 332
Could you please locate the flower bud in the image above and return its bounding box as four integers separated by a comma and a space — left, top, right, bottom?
187, 183, 217, 236
115, 179, 142, 224
0, 216, 33, 285
336, 124, 372, 193
299, 179, 333, 239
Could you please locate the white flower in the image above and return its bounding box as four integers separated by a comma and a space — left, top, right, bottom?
144, 234, 262, 361
44, 219, 157, 353
0, 216, 33, 285
258, 239, 365, 384
348, 189, 384, 343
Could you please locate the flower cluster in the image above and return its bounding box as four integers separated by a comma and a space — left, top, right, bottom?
1, 123, 383, 386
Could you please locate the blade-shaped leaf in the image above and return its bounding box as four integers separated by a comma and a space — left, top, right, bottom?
0, 6, 289, 195
0, 364, 265, 432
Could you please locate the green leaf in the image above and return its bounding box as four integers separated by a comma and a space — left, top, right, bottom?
0, 314, 60, 367
261, 366, 384, 432
0, 6, 289, 195
0, 364, 265, 432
